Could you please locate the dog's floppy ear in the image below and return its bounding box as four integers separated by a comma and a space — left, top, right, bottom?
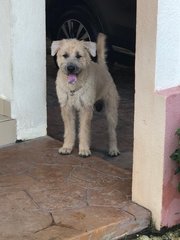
51, 40, 64, 56
83, 41, 96, 57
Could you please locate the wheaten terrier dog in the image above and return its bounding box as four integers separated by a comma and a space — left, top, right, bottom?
51, 33, 120, 157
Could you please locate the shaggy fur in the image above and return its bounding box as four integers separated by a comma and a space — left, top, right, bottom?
51, 33, 120, 157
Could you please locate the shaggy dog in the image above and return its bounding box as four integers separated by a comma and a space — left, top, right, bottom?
51, 33, 120, 157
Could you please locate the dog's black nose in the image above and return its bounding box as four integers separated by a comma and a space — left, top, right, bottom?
67, 64, 76, 73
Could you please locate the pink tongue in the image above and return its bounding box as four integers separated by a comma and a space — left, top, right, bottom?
68, 74, 77, 84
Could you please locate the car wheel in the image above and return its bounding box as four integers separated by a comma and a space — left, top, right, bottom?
56, 7, 101, 42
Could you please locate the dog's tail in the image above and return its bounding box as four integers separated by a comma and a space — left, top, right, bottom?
96, 33, 107, 66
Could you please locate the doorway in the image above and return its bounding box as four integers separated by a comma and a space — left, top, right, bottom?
46, 38, 135, 170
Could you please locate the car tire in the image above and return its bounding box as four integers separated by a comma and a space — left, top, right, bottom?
56, 6, 101, 42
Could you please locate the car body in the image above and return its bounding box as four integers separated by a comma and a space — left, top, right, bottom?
46, 0, 136, 64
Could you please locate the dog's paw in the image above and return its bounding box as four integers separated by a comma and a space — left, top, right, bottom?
79, 149, 91, 158
108, 149, 120, 157
58, 147, 72, 155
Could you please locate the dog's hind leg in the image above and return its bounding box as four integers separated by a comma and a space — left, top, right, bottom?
59, 106, 75, 155
104, 87, 120, 157
78, 107, 93, 157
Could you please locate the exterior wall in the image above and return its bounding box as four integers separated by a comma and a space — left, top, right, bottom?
156, 0, 180, 227
155, 0, 180, 90
132, 0, 163, 228
0, 0, 47, 140
0, 0, 12, 101
159, 87, 180, 227
133, 0, 180, 229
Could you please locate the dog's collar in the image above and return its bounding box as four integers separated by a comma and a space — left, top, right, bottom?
70, 90, 76, 96
69, 85, 82, 96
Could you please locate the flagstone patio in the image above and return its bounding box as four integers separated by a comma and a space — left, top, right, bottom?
0, 137, 150, 240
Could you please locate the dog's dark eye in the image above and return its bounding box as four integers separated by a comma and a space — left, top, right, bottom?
76, 53, 82, 59
62, 53, 69, 58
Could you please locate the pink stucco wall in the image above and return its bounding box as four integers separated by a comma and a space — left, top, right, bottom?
158, 86, 180, 227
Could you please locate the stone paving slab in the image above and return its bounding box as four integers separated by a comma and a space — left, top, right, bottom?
0, 137, 150, 239
0, 191, 52, 238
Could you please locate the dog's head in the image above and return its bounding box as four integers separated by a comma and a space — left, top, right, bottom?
51, 39, 96, 84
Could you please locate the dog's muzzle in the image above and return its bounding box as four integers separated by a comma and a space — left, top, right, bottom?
66, 63, 80, 84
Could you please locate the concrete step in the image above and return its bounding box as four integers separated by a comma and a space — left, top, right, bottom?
0, 114, 16, 146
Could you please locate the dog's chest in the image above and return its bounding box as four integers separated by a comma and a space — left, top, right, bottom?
59, 87, 95, 110
56, 77, 96, 109
67, 91, 84, 109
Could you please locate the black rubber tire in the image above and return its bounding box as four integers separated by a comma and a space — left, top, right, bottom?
56, 6, 102, 42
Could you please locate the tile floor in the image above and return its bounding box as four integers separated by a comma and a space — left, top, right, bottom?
0, 137, 150, 240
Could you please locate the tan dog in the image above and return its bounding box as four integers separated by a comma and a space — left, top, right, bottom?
51, 33, 120, 157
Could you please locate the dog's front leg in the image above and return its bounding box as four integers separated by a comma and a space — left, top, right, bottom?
78, 107, 93, 157
59, 106, 75, 155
